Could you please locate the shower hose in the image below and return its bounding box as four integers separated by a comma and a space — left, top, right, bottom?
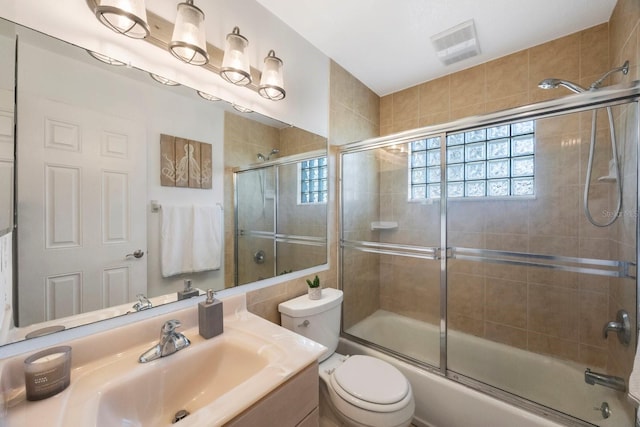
583, 106, 622, 227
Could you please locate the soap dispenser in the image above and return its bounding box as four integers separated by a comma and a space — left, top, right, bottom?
177, 279, 198, 300
199, 289, 223, 339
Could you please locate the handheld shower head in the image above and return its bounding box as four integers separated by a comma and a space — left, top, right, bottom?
538, 78, 586, 94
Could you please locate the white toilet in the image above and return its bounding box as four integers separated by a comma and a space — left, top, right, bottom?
278, 288, 415, 427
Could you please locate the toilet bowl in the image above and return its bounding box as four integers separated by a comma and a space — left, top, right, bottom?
278, 289, 415, 427
319, 353, 414, 427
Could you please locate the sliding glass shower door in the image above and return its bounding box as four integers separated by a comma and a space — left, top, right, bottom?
341, 138, 442, 366
340, 90, 639, 426
446, 106, 637, 425
235, 166, 276, 285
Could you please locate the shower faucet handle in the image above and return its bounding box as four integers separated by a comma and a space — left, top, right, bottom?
602, 309, 631, 346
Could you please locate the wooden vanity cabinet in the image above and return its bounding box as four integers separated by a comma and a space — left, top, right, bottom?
224, 362, 319, 427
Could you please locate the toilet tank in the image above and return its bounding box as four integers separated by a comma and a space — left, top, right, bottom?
278, 288, 343, 362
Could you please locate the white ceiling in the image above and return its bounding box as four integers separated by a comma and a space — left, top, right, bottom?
256, 0, 618, 96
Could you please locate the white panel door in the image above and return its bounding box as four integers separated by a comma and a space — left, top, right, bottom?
18, 97, 147, 326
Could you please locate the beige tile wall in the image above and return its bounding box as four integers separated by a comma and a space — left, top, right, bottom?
381, 23, 612, 136
375, 15, 639, 370
245, 61, 380, 322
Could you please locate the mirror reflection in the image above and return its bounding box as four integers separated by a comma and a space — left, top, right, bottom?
234, 153, 327, 285
3, 18, 327, 346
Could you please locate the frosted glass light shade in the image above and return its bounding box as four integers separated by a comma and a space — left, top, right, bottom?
232, 104, 253, 113
149, 73, 180, 86
220, 27, 251, 86
169, 0, 209, 66
258, 50, 285, 101
94, 0, 150, 39
197, 91, 220, 101
87, 50, 126, 66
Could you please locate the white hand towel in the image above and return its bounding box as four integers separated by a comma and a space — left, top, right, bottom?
192, 205, 222, 273
628, 339, 640, 406
161, 205, 194, 278
161, 205, 222, 278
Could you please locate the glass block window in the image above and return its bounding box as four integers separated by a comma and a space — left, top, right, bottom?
299, 157, 328, 204
409, 120, 535, 199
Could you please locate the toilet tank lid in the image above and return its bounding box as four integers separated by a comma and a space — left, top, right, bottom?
278, 288, 343, 317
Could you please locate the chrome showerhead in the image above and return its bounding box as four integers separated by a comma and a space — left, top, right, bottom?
537, 78, 586, 94
257, 148, 279, 161
539, 60, 630, 95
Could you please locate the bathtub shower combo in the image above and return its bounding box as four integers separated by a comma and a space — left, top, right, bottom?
339, 69, 639, 426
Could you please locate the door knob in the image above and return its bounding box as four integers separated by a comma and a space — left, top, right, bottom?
126, 250, 144, 259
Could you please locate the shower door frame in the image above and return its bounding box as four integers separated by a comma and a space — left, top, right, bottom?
339, 81, 640, 427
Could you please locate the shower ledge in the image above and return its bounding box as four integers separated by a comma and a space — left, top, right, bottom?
371, 221, 398, 230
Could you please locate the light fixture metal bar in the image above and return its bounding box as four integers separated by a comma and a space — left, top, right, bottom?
85, 0, 265, 94
145, 11, 261, 93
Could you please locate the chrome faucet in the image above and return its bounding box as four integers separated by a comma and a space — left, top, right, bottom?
584, 368, 626, 392
139, 319, 190, 363
132, 294, 153, 311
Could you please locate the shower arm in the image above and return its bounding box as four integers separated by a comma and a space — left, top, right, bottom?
589, 60, 629, 90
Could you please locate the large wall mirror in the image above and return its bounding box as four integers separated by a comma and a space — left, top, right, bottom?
1, 17, 327, 346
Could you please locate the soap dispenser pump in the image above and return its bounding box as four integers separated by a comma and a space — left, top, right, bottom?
199, 289, 223, 339
177, 279, 198, 300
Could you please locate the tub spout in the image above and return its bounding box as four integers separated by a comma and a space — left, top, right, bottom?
584, 368, 626, 392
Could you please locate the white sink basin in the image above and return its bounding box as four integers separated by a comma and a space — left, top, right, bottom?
95, 332, 274, 427
1, 293, 327, 427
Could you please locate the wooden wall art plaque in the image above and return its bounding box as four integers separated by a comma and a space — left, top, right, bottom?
160, 134, 213, 189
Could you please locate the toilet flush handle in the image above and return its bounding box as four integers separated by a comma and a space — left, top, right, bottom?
298, 320, 310, 328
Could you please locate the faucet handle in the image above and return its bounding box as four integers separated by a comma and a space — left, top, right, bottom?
132, 294, 152, 311
162, 319, 182, 335
602, 309, 631, 346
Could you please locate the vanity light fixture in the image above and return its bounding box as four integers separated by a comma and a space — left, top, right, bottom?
258, 50, 285, 101
169, 0, 209, 66
87, 50, 126, 66
149, 73, 181, 86
220, 27, 252, 86
197, 91, 221, 101
93, 0, 150, 39
232, 104, 253, 113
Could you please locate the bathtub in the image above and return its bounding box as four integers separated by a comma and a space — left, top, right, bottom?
343, 310, 634, 427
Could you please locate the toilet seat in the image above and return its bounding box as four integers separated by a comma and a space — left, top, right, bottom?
329, 355, 411, 413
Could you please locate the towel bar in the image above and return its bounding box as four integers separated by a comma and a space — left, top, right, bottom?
150, 201, 223, 213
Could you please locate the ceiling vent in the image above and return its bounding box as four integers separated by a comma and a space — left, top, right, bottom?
431, 20, 480, 66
